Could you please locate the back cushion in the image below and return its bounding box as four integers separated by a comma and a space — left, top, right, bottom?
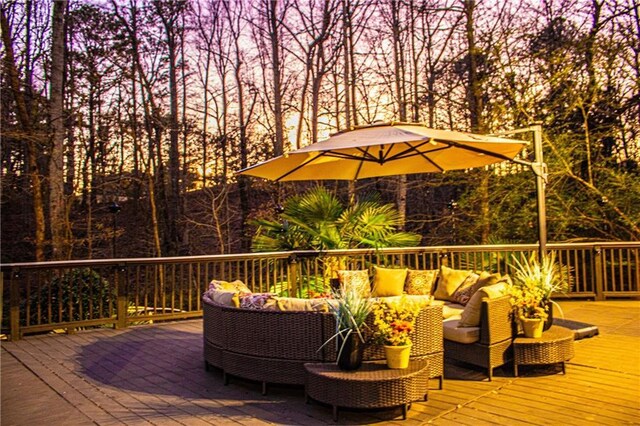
405, 269, 439, 295
371, 266, 408, 297
433, 265, 472, 301
458, 281, 510, 327
337, 270, 371, 298
209, 279, 251, 293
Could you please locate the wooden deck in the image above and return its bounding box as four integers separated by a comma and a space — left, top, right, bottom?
2, 300, 639, 425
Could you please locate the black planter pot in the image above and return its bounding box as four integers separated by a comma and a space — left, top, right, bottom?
330, 278, 341, 292
337, 332, 364, 371
543, 300, 554, 331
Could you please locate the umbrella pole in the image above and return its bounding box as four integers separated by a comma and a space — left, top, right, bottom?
491, 124, 547, 260
531, 123, 547, 260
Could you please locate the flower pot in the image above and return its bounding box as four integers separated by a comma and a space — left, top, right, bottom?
337, 333, 364, 371
520, 317, 545, 338
543, 301, 554, 331
384, 344, 412, 369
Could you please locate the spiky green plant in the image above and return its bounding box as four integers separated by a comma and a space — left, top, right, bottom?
319, 286, 374, 362
509, 252, 571, 319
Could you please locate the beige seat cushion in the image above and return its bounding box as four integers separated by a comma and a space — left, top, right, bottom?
379, 294, 433, 306
442, 302, 465, 319
274, 297, 329, 312
443, 318, 480, 344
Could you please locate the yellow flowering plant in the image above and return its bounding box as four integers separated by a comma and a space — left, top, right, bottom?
372, 296, 425, 347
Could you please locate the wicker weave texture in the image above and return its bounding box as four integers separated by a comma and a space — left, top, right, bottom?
203, 297, 444, 389
514, 326, 575, 366
361, 304, 443, 382
222, 308, 329, 361
305, 361, 429, 410
479, 295, 515, 345
223, 351, 309, 385
444, 296, 515, 378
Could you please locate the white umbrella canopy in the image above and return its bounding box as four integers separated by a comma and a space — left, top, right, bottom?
238, 123, 528, 181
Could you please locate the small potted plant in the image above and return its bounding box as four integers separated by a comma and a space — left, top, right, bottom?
371, 296, 425, 368
321, 286, 374, 370
510, 252, 571, 337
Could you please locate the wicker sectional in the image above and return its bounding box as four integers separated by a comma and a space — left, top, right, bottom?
203, 295, 444, 394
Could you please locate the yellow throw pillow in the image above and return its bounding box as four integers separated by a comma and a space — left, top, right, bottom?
371, 266, 408, 297
337, 270, 371, 298
218, 280, 251, 293
208, 279, 229, 290
433, 265, 472, 301
405, 269, 439, 295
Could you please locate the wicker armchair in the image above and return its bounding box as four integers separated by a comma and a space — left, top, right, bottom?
443, 295, 515, 380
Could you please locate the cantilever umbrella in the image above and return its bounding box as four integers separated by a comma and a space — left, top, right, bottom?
238, 122, 547, 254
239, 122, 528, 181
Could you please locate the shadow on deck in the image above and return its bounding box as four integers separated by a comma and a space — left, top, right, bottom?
2, 300, 639, 425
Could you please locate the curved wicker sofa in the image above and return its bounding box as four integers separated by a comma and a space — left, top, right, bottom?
202, 294, 444, 394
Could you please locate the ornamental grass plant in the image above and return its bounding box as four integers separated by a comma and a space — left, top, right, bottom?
320, 286, 374, 361
509, 252, 571, 321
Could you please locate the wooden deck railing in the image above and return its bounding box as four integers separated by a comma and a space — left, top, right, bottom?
1, 242, 638, 340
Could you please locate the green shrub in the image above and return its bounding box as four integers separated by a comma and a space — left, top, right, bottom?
27, 268, 114, 325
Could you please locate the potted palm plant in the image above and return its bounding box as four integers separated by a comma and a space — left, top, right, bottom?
250, 187, 421, 289
321, 286, 374, 370
510, 252, 571, 337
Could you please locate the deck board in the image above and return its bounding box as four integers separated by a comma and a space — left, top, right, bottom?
2, 300, 639, 425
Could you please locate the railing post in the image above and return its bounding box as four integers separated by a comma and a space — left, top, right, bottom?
594, 246, 605, 301
439, 250, 449, 267
115, 264, 127, 329
9, 270, 21, 341
289, 254, 299, 297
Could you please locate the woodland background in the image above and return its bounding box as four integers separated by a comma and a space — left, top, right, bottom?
1, 0, 639, 263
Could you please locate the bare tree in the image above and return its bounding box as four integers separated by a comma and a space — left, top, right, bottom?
152, 0, 188, 255
48, 0, 68, 259
1, 4, 46, 261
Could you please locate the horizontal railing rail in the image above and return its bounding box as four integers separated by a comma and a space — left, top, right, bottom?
2, 242, 638, 340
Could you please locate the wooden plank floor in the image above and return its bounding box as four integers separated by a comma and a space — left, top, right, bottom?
2, 300, 639, 425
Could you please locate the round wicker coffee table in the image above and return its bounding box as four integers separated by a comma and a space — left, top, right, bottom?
304, 360, 429, 422
513, 325, 575, 376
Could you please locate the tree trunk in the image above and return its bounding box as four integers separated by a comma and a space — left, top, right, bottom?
1, 7, 46, 261
464, 0, 490, 243
268, 0, 285, 156
390, 0, 407, 230
49, 0, 68, 260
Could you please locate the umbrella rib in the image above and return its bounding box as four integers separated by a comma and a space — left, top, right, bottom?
382, 140, 445, 172
442, 140, 521, 163
389, 139, 521, 164
273, 152, 329, 181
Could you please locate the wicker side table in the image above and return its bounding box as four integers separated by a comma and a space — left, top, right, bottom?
304, 360, 429, 422
513, 325, 575, 376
